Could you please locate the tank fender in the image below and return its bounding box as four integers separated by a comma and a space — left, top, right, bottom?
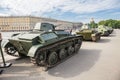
1, 40, 11, 48
91, 34, 96, 37
27, 45, 43, 57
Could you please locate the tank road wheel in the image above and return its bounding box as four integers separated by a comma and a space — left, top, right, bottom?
5, 46, 17, 56
78, 39, 82, 45
59, 49, 67, 60
67, 46, 74, 55
98, 35, 101, 40
48, 52, 58, 66
92, 36, 97, 42
77, 39, 82, 48
74, 44, 80, 53
36, 50, 46, 66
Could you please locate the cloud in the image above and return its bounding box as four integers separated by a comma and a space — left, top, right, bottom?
0, 13, 9, 16
0, 0, 67, 16
0, 0, 119, 16
59, 0, 120, 14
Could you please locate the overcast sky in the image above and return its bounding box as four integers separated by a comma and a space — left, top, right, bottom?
0, 0, 120, 23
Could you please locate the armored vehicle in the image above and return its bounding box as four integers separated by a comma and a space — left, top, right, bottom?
3, 22, 82, 69
97, 25, 110, 36
105, 26, 113, 34
76, 24, 101, 42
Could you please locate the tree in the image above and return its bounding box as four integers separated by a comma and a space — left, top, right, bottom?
98, 20, 105, 26
89, 19, 98, 28
98, 19, 120, 29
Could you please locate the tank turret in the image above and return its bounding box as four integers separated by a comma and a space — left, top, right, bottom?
33, 23, 55, 31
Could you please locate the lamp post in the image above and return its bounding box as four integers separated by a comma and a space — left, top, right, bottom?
0, 33, 12, 74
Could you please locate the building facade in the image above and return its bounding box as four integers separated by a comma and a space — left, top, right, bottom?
0, 16, 82, 31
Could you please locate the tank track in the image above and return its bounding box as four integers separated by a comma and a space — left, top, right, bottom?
31, 36, 82, 70
4, 35, 82, 70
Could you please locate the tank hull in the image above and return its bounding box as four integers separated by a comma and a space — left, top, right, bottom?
76, 30, 101, 42
3, 22, 83, 69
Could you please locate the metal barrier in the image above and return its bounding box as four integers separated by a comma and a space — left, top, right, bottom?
0, 33, 12, 74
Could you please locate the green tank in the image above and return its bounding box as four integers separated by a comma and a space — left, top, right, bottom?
2, 22, 82, 69
105, 26, 114, 34
97, 25, 110, 36
76, 24, 101, 42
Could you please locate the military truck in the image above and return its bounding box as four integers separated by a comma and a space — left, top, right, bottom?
97, 25, 110, 36
76, 24, 101, 42
2, 22, 82, 69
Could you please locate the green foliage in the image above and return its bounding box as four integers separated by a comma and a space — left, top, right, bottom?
98, 20, 106, 26
98, 19, 120, 29
89, 21, 98, 28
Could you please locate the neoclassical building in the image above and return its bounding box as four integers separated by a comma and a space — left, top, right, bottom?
0, 16, 82, 31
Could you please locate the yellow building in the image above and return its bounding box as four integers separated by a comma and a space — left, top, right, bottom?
0, 16, 82, 31
0, 16, 57, 31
